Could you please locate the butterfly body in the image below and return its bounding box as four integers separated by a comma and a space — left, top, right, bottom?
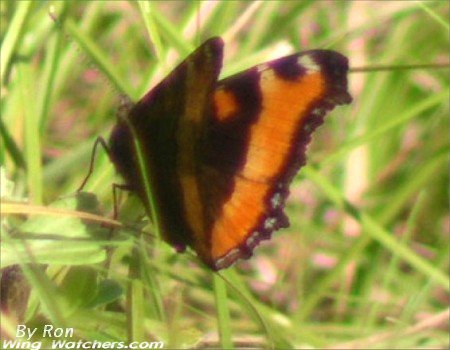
109, 37, 351, 270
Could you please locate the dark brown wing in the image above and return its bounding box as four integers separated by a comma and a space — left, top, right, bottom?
108, 37, 224, 252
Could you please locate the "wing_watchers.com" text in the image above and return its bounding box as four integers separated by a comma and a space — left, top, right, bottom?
2, 339, 165, 349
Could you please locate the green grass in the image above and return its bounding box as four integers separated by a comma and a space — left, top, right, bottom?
1, 1, 449, 349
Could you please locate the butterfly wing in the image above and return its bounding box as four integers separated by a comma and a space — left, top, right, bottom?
109, 38, 351, 270
109, 37, 224, 251
196, 50, 352, 269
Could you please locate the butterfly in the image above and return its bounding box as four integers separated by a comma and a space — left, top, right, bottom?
108, 37, 352, 270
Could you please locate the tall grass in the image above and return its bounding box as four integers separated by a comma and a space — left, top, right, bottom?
1, 1, 448, 349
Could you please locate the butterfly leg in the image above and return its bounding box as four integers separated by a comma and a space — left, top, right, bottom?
77, 136, 110, 192
98, 183, 132, 275
112, 183, 133, 220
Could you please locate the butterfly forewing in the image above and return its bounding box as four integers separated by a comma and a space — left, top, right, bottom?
109, 38, 223, 253
199, 50, 351, 269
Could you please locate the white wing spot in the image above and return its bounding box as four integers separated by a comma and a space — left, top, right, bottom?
298, 55, 320, 72
257, 63, 269, 73
264, 217, 277, 230
246, 231, 259, 247
260, 68, 276, 81
312, 108, 323, 116
271, 193, 282, 208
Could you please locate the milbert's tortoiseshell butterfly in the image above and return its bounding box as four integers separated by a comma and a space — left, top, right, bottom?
104, 37, 351, 270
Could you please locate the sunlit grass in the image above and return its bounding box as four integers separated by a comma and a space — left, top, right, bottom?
1, 1, 448, 349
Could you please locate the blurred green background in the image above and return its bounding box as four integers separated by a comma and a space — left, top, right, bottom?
1, 1, 448, 349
